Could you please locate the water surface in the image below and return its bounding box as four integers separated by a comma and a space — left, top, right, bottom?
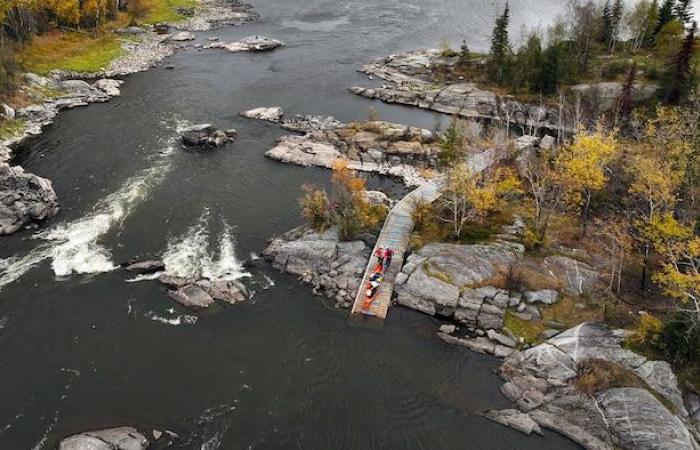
1, 1, 581, 448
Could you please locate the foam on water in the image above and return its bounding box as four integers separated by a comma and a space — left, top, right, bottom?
162, 213, 249, 282
0, 138, 176, 291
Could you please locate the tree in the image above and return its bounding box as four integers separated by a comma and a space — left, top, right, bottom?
602, 0, 614, 45
520, 151, 564, 242
655, 0, 677, 37
300, 185, 332, 231
438, 117, 465, 168
644, 0, 661, 45
673, 0, 694, 25
663, 21, 697, 104
489, 2, 511, 85
555, 127, 620, 234
626, 0, 652, 52
646, 214, 700, 331
610, 0, 624, 53
616, 62, 637, 125
513, 33, 543, 93
439, 162, 519, 238
459, 39, 470, 63
594, 216, 633, 293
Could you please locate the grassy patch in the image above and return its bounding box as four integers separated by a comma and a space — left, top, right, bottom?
574, 359, 676, 413
19, 31, 125, 75
143, 0, 199, 24
0, 118, 26, 140
504, 310, 546, 345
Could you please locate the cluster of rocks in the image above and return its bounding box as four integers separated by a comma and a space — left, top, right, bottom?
240, 106, 346, 133
204, 36, 284, 52
350, 49, 658, 133
262, 226, 370, 307
485, 322, 700, 450
178, 123, 237, 147
394, 222, 603, 357
123, 259, 249, 309
265, 120, 440, 186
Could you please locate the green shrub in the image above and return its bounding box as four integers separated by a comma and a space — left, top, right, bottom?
300, 185, 333, 231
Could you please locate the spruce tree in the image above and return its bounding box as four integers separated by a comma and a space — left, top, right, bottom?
618, 63, 637, 122
674, 0, 694, 25
644, 0, 660, 45
655, 0, 677, 37
489, 2, 511, 85
602, 0, 614, 44
664, 21, 697, 103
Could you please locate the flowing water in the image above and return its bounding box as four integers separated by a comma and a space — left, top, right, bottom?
1, 1, 582, 448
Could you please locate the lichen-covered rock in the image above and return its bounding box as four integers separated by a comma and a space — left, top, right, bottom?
262, 226, 369, 307
485, 322, 698, 450
542, 255, 602, 295
59, 427, 148, 450
0, 163, 59, 235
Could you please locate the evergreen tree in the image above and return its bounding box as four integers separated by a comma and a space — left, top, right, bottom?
536, 44, 563, 96
489, 2, 511, 85
673, 0, 694, 25
645, 0, 661, 45
602, 0, 614, 44
663, 21, 697, 103
459, 39, 470, 62
655, 0, 677, 37
618, 63, 637, 122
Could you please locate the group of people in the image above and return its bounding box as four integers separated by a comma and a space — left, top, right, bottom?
362, 246, 394, 311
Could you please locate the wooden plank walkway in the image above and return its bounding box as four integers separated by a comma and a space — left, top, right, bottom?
350, 178, 443, 319
349, 150, 498, 320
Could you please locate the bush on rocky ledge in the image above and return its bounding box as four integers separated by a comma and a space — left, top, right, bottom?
300, 161, 387, 241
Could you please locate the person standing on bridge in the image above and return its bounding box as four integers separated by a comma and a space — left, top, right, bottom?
384, 248, 394, 271
374, 246, 386, 268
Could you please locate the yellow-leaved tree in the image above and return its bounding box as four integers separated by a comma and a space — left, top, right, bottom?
439, 162, 520, 239
645, 213, 700, 332
555, 127, 619, 234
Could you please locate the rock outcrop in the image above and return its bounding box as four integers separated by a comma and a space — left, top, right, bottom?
204, 36, 284, 52
486, 322, 699, 450
241, 106, 284, 122
0, 163, 58, 235
280, 114, 345, 133
263, 226, 369, 307
350, 49, 658, 134
265, 121, 439, 186
59, 427, 149, 450
179, 123, 237, 147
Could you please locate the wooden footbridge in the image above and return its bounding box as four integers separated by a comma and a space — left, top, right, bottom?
350, 148, 497, 321
350, 178, 443, 319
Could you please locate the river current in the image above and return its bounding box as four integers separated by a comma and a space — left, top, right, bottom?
1, 1, 581, 448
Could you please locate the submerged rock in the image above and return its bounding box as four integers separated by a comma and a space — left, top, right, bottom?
59, 427, 149, 450
124, 260, 165, 274
240, 106, 284, 122
179, 123, 236, 147
204, 36, 284, 52
0, 163, 58, 235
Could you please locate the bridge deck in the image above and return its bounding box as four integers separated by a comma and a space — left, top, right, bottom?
350, 179, 443, 319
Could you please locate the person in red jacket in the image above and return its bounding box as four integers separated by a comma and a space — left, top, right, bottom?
374, 246, 386, 267
384, 248, 394, 271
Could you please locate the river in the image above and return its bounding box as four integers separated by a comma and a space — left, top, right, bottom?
0, 0, 581, 448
